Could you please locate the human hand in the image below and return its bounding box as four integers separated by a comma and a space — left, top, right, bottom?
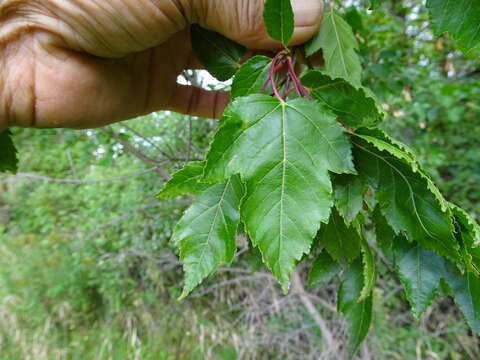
0, 0, 323, 130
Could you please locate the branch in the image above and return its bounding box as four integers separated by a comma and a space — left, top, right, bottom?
15, 167, 159, 184
108, 129, 170, 180
87, 202, 163, 236
291, 270, 336, 352
121, 124, 175, 160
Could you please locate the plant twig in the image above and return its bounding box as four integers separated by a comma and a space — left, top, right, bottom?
15, 167, 160, 184
291, 270, 336, 352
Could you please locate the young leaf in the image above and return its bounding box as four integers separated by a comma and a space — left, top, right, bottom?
231, 56, 272, 100
191, 25, 246, 81
359, 237, 376, 301
0, 130, 18, 173
305, 11, 362, 85
320, 208, 361, 264
173, 176, 245, 298
308, 250, 342, 286
427, 0, 480, 53
263, 0, 295, 46
333, 174, 365, 225
203, 94, 355, 290
302, 70, 385, 128
338, 260, 373, 358
351, 130, 461, 263
157, 161, 210, 198
393, 241, 444, 320
443, 261, 480, 333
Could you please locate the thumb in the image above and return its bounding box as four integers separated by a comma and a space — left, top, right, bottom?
193, 0, 324, 50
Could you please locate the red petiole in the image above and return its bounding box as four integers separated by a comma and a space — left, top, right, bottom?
260, 51, 311, 101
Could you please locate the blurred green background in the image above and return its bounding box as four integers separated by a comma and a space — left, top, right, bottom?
1, 1, 479, 359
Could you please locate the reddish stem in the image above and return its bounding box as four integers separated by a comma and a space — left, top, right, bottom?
269, 54, 286, 100
260, 74, 272, 94
337, 118, 354, 132
286, 57, 312, 99
260, 51, 312, 101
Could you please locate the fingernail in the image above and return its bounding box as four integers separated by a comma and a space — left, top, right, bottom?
291, 0, 324, 27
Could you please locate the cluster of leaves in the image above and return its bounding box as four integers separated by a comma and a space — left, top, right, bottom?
156, 0, 480, 356
1, 0, 479, 357
355, 1, 480, 215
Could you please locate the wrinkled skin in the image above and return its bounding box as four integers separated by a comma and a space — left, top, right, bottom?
0, 0, 323, 130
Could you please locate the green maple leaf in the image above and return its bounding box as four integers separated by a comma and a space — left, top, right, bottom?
191, 25, 245, 81
351, 128, 460, 263
308, 250, 341, 286
157, 161, 210, 198
231, 56, 272, 100
173, 176, 245, 298
333, 174, 365, 225
427, 0, 480, 53
443, 261, 480, 333
305, 11, 362, 85
302, 70, 384, 128
320, 208, 362, 264
393, 241, 444, 320
0, 130, 18, 173
263, 0, 295, 46
203, 94, 355, 290
372, 207, 397, 264
338, 259, 373, 358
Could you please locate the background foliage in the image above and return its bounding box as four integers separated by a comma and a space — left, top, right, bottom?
1, 0, 479, 358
